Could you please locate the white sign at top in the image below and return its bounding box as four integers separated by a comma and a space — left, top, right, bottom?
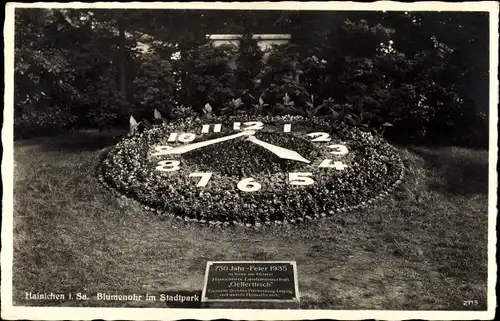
206, 34, 291, 51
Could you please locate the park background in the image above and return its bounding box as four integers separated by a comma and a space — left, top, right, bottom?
15, 9, 489, 146
11, 8, 490, 310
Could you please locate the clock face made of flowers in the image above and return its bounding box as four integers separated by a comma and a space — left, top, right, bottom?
100, 116, 405, 225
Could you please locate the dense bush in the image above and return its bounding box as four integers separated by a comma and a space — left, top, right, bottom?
132, 53, 177, 120
234, 32, 264, 97
14, 105, 77, 139
14, 9, 130, 136
85, 67, 129, 129
372, 39, 488, 146
256, 44, 325, 108
176, 44, 237, 113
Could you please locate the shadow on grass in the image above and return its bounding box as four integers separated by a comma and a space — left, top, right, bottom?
408, 147, 488, 197
15, 129, 127, 152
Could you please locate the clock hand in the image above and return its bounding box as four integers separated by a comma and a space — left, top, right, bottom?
162, 130, 255, 155
246, 135, 311, 163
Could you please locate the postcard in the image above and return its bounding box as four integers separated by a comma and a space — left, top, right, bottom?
2, 1, 498, 320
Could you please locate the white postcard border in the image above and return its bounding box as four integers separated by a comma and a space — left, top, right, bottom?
2, 1, 498, 320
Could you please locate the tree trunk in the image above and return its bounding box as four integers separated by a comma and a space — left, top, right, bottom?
118, 18, 127, 102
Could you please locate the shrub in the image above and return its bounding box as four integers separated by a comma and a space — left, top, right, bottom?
234, 32, 264, 99
132, 53, 177, 120
176, 44, 237, 114
170, 103, 198, 121
14, 105, 77, 139
84, 70, 129, 129
255, 44, 311, 107
254, 44, 333, 117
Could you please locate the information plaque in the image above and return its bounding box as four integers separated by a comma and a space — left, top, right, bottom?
201, 261, 300, 309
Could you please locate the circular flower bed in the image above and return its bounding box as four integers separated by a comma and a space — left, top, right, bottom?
98, 115, 404, 226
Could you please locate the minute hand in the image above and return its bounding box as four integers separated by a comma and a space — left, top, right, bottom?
246, 136, 310, 163
162, 131, 254, 155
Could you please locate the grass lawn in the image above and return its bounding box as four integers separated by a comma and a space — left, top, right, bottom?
11, 130, 489, 310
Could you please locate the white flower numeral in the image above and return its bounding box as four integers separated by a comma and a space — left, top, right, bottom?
327, 144, 349, 155
307, 132, 331, 142
237, 178, 262, 192
189, 172, 213, 187
233, 122, 264, 131
319, 159, 348, 170
151, 145, 173, 156
201, 124, 222, 133
156, 160, 181, 172
289, 172, 314, 185
167, 132, 196, 143
244, 121, 264, 130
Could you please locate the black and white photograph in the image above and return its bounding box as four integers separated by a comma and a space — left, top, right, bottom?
2, 2, 498, 320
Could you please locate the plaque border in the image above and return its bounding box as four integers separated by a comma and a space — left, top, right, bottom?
201, 261, 300, 303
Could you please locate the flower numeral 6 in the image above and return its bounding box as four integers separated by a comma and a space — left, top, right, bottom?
237, 178, 262, 192
156, 160, 181, 172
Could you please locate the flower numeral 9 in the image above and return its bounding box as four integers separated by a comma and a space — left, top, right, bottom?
151, 145, 173, 156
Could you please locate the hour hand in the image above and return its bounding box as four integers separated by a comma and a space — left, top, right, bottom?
246, 136, 310, 163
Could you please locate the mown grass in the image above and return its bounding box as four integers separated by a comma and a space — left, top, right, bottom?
11, 130, 489, 310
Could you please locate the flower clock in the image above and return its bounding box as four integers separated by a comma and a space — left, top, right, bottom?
99, 115, 405, 226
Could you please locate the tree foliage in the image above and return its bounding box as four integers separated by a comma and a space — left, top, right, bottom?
13, 8, 489, 146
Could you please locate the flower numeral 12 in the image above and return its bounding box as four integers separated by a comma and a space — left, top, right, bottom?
233, 122, 264, 131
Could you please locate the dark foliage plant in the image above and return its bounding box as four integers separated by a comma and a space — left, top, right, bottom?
176, 44, 237, 113
234, 32, 264, 97
255, 44, 318, 108
132, 53, 177, 120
